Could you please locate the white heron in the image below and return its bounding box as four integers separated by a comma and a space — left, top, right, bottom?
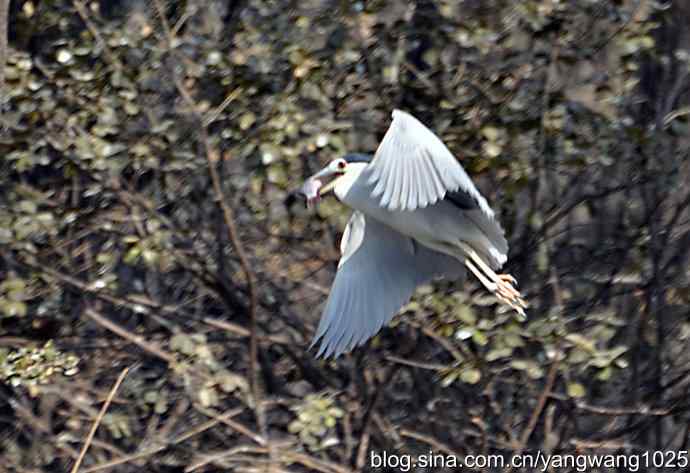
302, 110, 526, 358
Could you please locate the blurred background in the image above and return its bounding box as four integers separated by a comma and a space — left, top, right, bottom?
1, 0, 690, 471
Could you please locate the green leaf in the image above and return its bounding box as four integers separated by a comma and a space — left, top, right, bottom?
141, 249, 158, 266
481, 126, 501, 141
455, 305, 476, 325
567, 382, 586, 398
198, 386, 218, 407
510, 359, 529, 371
170, 333, 195, 355
123, 246, 141, 264
486, 347, 513, 361
460, 368, 481, 384
154, 397, 168, 414
596, 367, 613, 381
144, 391, 159, 403
1, 278, 27, 300
526, 363, 544, 380
17, 200, 37, 214
472, 329, 489, 346
288, 420, 303, 433
441, 370, 459, 387
1, 300, 27, 317
239, 112, 256, 130
565, 333, 597, 353
503, 333, 525, 348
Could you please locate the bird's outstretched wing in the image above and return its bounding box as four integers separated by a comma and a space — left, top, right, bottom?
365, 109, 494, 215
311, 211, 465, 358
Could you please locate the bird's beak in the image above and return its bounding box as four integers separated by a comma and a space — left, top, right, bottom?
318, 174, 344, 196
301, 167, 345, 208
311, 167, 344, 194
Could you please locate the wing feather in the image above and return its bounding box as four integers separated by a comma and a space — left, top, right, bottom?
407, 155, 419, 209
398, 152, 411, 211
311, 212, 466, 358
365, 109, 495, 217
423, 148, 447, 200
415, 155, 432, 208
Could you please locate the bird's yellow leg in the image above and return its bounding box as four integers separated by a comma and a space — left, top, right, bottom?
465, 258, 526, 317
460, 243, 528, 315
464, 258, 498, 293
461, 243, 519, 296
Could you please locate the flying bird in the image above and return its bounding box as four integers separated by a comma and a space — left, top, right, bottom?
301, 110, 526, 358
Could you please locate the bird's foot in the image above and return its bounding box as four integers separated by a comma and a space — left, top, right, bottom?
494, 275, 528, 318
497, 274, 518, 286
462, 246, 528, 318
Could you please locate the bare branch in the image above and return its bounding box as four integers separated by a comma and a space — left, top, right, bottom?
0, 0, 8, 106
70, 366, 130, 473
84, 308, 176, 364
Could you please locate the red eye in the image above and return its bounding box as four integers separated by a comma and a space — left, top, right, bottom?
337, 161, 346, 170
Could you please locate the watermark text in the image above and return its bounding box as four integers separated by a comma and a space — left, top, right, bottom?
370, 449, 689, 471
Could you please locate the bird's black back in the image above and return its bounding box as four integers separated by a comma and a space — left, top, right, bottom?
343, 153, 373, 163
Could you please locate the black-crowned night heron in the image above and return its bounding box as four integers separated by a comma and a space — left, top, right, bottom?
302, 110, 526, 358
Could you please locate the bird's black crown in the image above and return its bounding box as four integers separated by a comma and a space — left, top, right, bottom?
343, 153, 373, 163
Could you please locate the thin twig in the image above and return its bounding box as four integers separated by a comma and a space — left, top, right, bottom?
506, 267, 563, 470
204, 317, 291, 345
82, 445, 170, 473
203, 86, 243, 127
507, 357, 559, 472
9, 396, 81, 459
71, 0, 122, 69
283, 451, 354, 473
399, 429, 465, 459
171, 3, 197, 36
82, 407, 245, 472
149, 1, 266, 449
194, 404, 266, 446
384, 355, 448, 371
591, 0, 648, 56
18, 253, 180, 317
84, 308, 176, 364
355, 366, 398, 470
200, 98, 266, 452
70, 366, 130, 473
0, 0, 8, 106
185, 445, 269, 472
570, 439, 638, 450
418, 324, 467, 363
184, 426, 352, 473
549, 393, 671, 416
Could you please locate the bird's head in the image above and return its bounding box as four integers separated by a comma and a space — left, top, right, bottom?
301, 153, 371, 208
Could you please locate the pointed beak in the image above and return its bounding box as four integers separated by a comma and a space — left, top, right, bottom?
311, 166, 341, 185
300, 167, 345, 208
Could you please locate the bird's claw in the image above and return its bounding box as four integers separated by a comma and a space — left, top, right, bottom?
495, 274, 528, 316
498, 274, 518, 286
463, 246, 528, 318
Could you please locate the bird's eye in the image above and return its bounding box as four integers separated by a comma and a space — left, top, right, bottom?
337, 161, 346, 170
